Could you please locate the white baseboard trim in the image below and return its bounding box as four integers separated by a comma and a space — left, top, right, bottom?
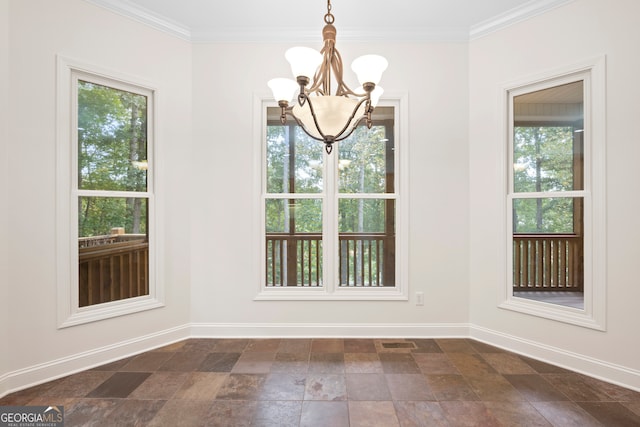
470, 325, 640, 392
190, 322, 471, 338
3, 322, 639, 398
0, 324, 190, 398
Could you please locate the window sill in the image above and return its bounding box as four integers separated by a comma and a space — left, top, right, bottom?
255, 287, 408, 301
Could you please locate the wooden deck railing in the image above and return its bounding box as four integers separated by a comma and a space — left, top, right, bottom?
513, 234, 583, 291
266, 233, 394, 287
79, 234, 149, 306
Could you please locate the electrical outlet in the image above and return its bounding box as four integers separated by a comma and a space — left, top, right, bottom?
416, 292, 424, 306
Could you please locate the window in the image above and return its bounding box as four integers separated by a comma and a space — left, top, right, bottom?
57, 57, 163, 327
501, 57, 606, 329
258, 101, 407, 300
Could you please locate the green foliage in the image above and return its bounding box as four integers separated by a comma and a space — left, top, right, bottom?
77, 80, 149, 237
513, 126, 579, 233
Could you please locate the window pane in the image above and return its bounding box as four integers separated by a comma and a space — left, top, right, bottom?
78, 80, 148, 192
78, 196, 149, 307
512, 198, 584, 297
338, 121, 394, 194
512, 197, 581, 234
266, 116, 323, 194
513, 126, 582, 192
339, 199, 393, 233
513, 80, 584, 193
265, 198, 322, 287
339, 199, 395, 287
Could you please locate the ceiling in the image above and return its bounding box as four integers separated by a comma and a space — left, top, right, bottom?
87, 0, 573, 42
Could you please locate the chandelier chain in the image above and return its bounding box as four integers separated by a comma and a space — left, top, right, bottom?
324, 0, 334, 24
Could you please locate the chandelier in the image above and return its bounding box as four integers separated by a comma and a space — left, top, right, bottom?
268, 0, 388, 154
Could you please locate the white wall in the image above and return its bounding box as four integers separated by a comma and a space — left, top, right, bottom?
190, 41, 470, 330
1, 0, 10, 385
2, 0, 192, 395
469, 0, 640, 387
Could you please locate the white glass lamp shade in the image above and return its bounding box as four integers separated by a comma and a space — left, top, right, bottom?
370, 86, 384, 107
351, 54, 388, 85
268, 78, 298, 103
285, 47, 323, 80
292, 96, 366, 140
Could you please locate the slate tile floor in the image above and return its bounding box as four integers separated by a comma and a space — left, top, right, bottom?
2, 338, 639, 426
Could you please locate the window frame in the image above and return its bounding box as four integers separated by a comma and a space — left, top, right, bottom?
254, 95, 409, 301
56, 56, 164, 328
499, 56, 606, 330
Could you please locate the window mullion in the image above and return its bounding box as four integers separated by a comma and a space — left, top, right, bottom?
323, 148, 338, 293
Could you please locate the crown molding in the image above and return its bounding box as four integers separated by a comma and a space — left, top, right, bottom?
470, 0, 575, 40
85, 0, 575, 43
84, 0, 191, 41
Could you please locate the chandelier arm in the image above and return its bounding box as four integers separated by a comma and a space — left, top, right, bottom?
331, 97, 373, 142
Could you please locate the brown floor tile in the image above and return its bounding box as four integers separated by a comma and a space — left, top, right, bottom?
465, 374, 525, 402
379, 352, 421, 374
251, 400, 302, 427
579, 401, 640, 426
3, 338, 639, 427
278, 339, 312, 353
300, 401, 349, 427
105, 399, 166, 426
120, 351, 173, 371
198, 352, 241, 372
308, 352, 345, 373
345, 353, 383, 373
468, 340, 506, 353
504, 374, 569, 402
272, 352, 309, 374
304, 374, 347, 401
158, 350, 209, 372
231, 351, 275, 374
346, 373, 391, 401
412, 353, 460, 374
544, 373, 612, 402
203, 400, 257, 427
484, 401, 553, 426
311, 339, 344, 353
210, 338, 250, 353
173, 372, 227, 400
64, 398, 122, 427
216, 373, 267, 400
258, 373, 306, 400
349, 401, 400, 427
394, 400, 450, 426
86, 371, 151, 398
436, 339, 477, 354
90, 356, 135, 371
42, 371, 114, 398
246, 339, 282, 352
426, 374, 479, 401
386, 374, 435, 401
182, 338, 219, 352
344, 339, 377, 353
408, 338, 444, 353
128, 371, 189, 400
519, 356, 572, 374
146, 399, 212, 427
481, 353, 538, 374
440, 401, 501, 426
448, 353, 498, 377
531, 401, 602, 426
625, 401, 640, 416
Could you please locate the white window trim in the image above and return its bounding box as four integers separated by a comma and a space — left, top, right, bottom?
253, 93, 409, 301
498, 56, 607, 330
56, 55, 164, 328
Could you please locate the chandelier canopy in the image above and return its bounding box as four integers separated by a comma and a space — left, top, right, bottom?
268, 0, 388, 154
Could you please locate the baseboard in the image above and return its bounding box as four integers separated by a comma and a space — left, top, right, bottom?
0, 324, 190, 398
3, 322, 638, 398
190, 322, 472, 338
470, 325, 640, 392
